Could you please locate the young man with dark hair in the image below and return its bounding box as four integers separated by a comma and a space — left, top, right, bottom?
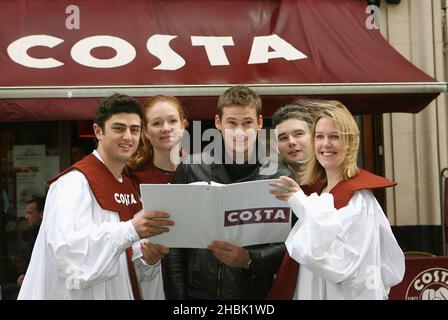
163, 85, 291, 299
18, 93, 174, 299
271, 102, 315, 180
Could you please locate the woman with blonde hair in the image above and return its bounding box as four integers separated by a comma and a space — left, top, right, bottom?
127, 94, 188, 300
270, 101, 405, 300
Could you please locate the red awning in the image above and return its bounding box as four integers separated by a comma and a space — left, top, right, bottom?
0, 0, 444, 120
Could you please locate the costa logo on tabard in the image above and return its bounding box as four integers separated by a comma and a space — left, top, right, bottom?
224, 207, 290, 227
405, 268, 448, 300
114, 193, 137, 206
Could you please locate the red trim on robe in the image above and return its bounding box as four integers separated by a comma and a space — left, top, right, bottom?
266, 169, 396, 300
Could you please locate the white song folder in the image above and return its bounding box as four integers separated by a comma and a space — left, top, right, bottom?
140, 179, 291, 248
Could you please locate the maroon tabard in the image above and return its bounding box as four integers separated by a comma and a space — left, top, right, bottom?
49, 154, 143, 300
266, 170, 396, 299
128, 160, 174, 187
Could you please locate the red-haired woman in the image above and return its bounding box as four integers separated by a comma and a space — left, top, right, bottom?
127, 95, 188, 299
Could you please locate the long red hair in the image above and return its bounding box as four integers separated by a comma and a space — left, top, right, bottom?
127, 95, 188, 171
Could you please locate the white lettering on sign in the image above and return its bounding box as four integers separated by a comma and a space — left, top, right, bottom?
7, 34, 307, 70
248, 34, 307, 64
71, 36, 136, 68
191, 36, 234, 66
7, 35, 64, 69
147, 34, 186, 70
114, 193, 137, 206
413, 269, 448, 291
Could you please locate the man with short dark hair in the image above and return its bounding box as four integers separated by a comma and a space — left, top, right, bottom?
18, 93, 174, 299
15, 196, 46, 286
25, 196, 44, 228
163, 85, 291, 299
271, 102, 315, 180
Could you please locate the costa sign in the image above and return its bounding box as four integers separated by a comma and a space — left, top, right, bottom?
0, 0, 439, 117
6, 34, 307, 70
224, 207, 290, 227
405, 268, 448, 300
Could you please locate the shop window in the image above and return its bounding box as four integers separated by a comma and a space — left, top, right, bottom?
0, 120, 93, 299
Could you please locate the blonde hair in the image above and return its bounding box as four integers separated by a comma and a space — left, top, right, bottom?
301, 100, 360, 185
127, 95, 188, 171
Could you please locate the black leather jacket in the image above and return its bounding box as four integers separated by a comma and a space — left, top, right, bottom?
162, 151, 291, 299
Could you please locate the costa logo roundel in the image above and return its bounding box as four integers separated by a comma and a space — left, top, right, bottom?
405, 268, 448, 300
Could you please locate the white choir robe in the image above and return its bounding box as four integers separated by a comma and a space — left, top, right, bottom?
286, 189, 405, 300
18, 169, 163, 300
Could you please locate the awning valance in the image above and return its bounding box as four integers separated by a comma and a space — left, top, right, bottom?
0, 0, 444, 120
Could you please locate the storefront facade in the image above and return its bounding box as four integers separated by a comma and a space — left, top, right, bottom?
379, 0, 447, 255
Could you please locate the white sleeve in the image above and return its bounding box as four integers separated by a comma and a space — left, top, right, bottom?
136, 260, 165, 300
132, 240, 165, 300
45, 171, 140, 289
286, 189, 404, 289
132, 239, 161, 280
